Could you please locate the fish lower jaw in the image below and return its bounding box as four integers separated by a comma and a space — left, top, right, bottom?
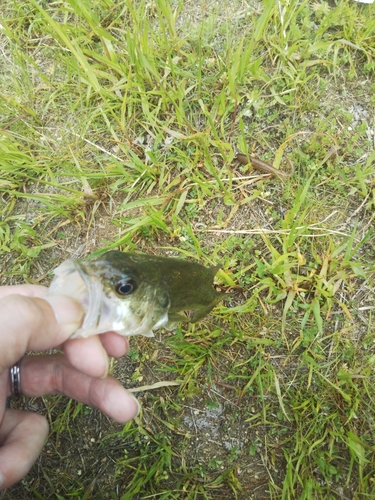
70, 308, 170, 339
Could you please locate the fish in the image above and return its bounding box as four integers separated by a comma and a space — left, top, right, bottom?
48, 250, 226, 339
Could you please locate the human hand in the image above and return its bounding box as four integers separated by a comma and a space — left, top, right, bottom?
0, 285, 140, 490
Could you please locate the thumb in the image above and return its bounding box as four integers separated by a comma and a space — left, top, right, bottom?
0, 410, 49, 491
0, 294, 83, 372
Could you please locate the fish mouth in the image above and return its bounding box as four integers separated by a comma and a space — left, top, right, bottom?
48, 259, 104, 337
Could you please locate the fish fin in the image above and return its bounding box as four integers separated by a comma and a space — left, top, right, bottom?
190, 306, 215, 323
209, 265, 221, 277
168, 311, 189, 323
190, 291, 228, 323
164, 321, 178, 331
141, 330, 155, 337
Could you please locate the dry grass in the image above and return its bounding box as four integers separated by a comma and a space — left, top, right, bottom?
1, 0, 375, 498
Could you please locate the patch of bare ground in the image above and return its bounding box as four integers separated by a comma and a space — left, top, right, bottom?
1, 0, 375, 497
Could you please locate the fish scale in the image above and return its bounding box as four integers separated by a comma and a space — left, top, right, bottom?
48, 251, 226, 338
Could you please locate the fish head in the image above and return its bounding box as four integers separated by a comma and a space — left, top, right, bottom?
48, 251, 171, 338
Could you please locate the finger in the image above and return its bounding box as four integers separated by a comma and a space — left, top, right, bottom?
0, 371, 7, 424
19, 355, 140, 423
0, 410, 49, 490
63, 336, 109, 378
0, 295, 83, 373
63, 333, 129, 379
100, 331, 129, 358
0, 285, 48, 300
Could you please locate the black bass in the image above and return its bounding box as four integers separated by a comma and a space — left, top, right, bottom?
48, 251, 225, 338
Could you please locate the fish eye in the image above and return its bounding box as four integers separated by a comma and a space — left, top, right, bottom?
115, 278, 137, 296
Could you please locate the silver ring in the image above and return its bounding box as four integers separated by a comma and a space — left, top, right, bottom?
10, 363, 22, 399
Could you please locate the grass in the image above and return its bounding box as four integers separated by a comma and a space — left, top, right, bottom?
1, 0, 375, 498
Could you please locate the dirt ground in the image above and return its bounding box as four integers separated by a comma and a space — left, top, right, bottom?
1, 1, 375, 499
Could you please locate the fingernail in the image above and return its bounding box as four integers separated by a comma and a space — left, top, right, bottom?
129, 393, 141, 418
109, 387, 141, 422
44, 296, 84, 336
99, 347, 109, 379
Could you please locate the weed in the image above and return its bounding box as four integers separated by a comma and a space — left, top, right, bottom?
1, 0, 375, 498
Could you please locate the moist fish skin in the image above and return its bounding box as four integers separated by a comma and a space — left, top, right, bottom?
48, 250, 225, 338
